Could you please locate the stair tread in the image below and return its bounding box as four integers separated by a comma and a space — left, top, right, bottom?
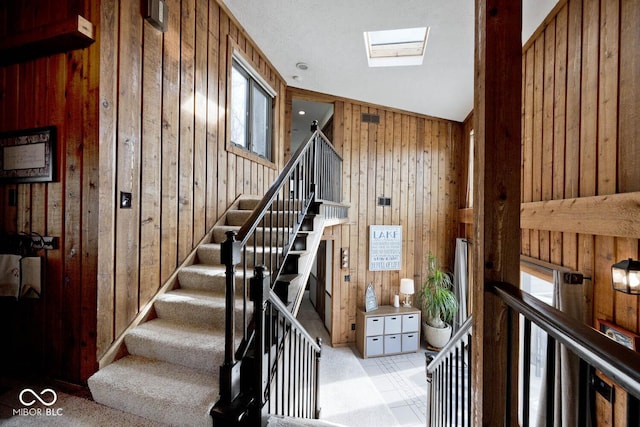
127, 318, 225, 349
89, 355, 218, 427
156, 288, 226, 308
198, 243, 284, 255
125, 318, 224, 372
180, 263, 226, 275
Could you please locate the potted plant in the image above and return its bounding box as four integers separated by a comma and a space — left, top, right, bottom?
419, 253, 459, 348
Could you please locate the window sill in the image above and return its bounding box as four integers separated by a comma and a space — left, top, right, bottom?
227, 144, 277, 170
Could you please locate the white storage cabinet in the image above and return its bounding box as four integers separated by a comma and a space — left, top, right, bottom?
356, 306, 421, 358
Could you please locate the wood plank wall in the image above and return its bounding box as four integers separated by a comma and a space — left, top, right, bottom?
0, 0, 285, 383
522, 0, 640, 332
288, 89, 464, 345
0, 0, 98, 383
97, 0, 284, 367
520, 0, 640, 422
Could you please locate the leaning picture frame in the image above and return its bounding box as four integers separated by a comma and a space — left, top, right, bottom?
597, 318, 640, 351
0, 126, 56, 183
364, 283, 378, 312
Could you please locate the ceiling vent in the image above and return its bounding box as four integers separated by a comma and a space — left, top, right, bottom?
361, 113, 380, 124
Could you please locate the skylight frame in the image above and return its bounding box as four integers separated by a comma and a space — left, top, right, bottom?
363, 26, 430, 67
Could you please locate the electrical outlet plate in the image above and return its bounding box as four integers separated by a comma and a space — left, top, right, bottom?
120, 191, 132, 209
31, 235, 58, 250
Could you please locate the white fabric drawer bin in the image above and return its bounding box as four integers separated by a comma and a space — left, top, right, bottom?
402, 313, 420, 332
402, 332, 419, 352
366, 317, 384, 336
366, 336, 384, 356
384, 315, 402, 334
384, 334, 402, 354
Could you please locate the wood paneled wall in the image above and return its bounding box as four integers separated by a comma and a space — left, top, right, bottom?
0, 0, 286, 383
522, 0, 640, 330
97, 0, 285, 363
0, 0, 98, 383
289, 89, 463, 345
521, 0, 640, 421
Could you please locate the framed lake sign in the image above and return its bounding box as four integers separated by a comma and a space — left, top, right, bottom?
369, 225, 402, 271
365, 283, 378, 312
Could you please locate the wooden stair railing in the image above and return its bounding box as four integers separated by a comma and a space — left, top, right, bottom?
426, 282, 640, 426
212, 121, 342, 426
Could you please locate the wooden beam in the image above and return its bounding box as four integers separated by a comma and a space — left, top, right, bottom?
521, 192, 640, 238
473, 0, 522, 424
0, 15, 94, 66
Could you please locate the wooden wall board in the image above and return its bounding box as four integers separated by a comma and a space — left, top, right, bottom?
178, 0, 195, 263
140, 19, 163, 306
193, 0, 208, 243
205, 3, 220, 230
564, 0, 582, 200
96, 0, 118, 363
618, 0, 640, 193
114, 0, 142, 338
579, 0, 599, 199
597, 0, 618, 197
159, 0, 181, 285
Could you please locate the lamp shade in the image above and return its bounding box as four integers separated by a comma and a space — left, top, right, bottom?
612, 258, 640, 295
400, 278, 414, 295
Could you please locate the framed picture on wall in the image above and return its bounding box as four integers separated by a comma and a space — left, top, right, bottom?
0, 126, 56, 183
597, 319, 640, 351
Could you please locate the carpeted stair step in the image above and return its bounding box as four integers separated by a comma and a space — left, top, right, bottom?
197, 243, 283, 268
238, 196, 262, 210
177, 264, 227, 293
212, 225, 290, 246
154, 288, 251, 332
88, 355, 218, 427
225, 209, 252, 226
154, 288, 226, 327
225, 207, 302, 227
238, 197, 304, 211
124, 318, 225, 373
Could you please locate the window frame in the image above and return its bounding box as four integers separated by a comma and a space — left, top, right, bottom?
227, 42, 277, 168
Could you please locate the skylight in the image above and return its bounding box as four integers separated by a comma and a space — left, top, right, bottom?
364, 27, 429, 67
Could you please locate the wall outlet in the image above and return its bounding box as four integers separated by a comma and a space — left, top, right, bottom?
120, 191, 132, 209
31, 235, 58, 250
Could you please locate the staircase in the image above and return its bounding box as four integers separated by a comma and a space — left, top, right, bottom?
88, 195, 323, 426
90, 125, 346, 427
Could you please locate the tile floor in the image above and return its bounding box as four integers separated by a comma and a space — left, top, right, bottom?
357, 350, 430, 426
298, 293, 431, 427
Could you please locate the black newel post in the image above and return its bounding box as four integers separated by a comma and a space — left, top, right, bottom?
250, 265, 270, 424
220, 230, 241, 403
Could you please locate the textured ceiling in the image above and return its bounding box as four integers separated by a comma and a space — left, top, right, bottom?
221, 0, 559, 123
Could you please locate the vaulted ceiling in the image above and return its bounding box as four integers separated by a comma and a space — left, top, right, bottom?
221, 0, 559, 123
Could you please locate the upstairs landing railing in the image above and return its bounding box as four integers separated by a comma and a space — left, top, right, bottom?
427, 281, 640, 426
213, 122, 342, 426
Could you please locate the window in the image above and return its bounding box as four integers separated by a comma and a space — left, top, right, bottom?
363, 27, 429, 67
518, 271, 553, 425
230, 57, 274, 161
466, 130, 474, 208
